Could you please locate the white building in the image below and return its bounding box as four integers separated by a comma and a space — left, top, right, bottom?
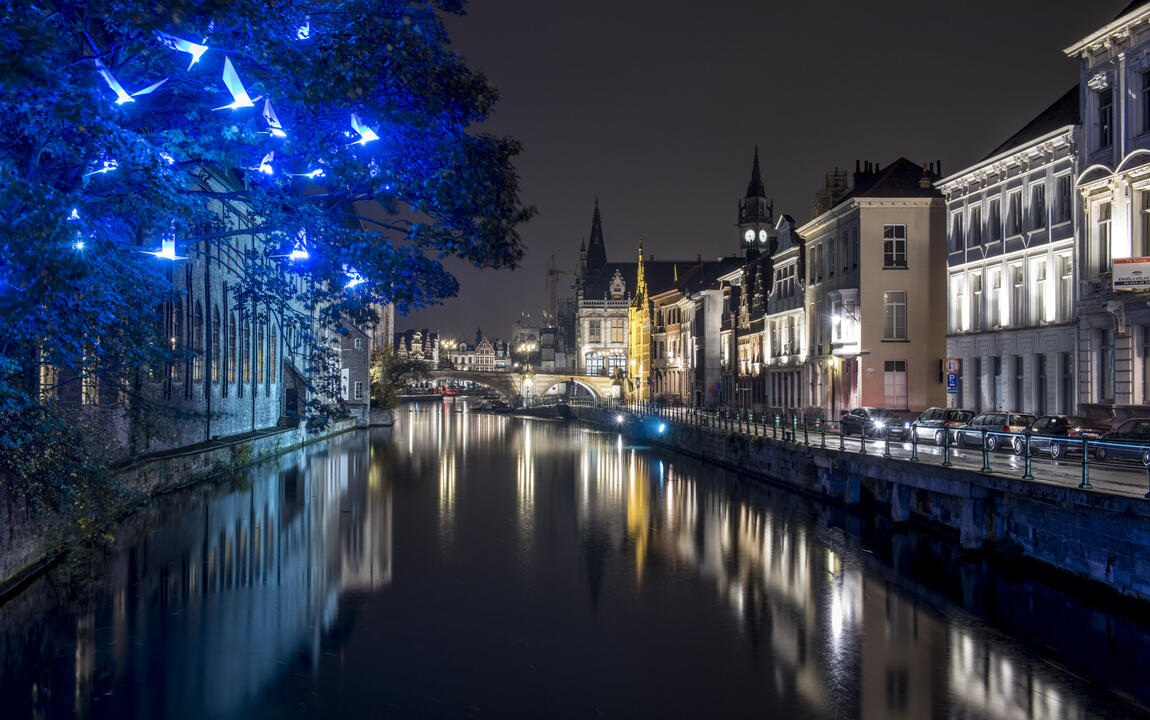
1066, 1, 1150, 421
938, 89, 1080, 415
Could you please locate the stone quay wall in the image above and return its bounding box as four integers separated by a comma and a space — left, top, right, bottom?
0, 418, 362, 596
576, 406, 1150, 603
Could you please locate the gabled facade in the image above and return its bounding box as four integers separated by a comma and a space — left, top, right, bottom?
938, 89, 1080, 415
800, 158, 948, 417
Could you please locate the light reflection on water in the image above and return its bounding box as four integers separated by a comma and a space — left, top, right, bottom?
0, 399, 1146, 719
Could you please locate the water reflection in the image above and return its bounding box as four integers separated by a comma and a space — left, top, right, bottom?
1, 402, 1146, 719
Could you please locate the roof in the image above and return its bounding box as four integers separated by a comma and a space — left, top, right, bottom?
583, 257, 743, 302
843, 157, 942, 200
745, 147, 766, 199
982, 85, 1079, 160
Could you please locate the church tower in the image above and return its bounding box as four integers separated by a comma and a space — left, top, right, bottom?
738, 148, 773, 256
585, 199, 608, 283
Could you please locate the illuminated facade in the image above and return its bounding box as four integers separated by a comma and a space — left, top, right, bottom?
1066, 2, 1150, 420
938, 93, 1080, 415
628, 244, 652, 402
800, 159, 948, 416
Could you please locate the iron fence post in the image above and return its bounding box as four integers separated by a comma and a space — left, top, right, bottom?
1079, 439, 1092, 489
883, 429, 891, 458
804, 418, 810, 446
860, 425, 867, 454
839, 421, 845, 452
910, 427, 918, 461
820, 418, 826, 448
792, 415, 798, 444
1022, 432, 1033, 481
942, 425, 952, 467
981, 429, 991, 472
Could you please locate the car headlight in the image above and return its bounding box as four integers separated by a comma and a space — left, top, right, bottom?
903, 422, 910, 429
873, 420, 885, 429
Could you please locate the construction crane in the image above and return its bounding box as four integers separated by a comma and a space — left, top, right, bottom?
546, 254, 572, 326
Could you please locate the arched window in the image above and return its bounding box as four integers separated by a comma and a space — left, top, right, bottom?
172, 297, 183, 382
211, 306, 221, 383
268, 323, 277, 385
241, 319, 251, 384
228, 312, 237, 385
257, 322, 265, 384
192, 301, 204, 382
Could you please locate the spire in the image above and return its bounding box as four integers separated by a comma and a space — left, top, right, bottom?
635, 240, 647, 304
586, 199, 607, 275
745, 146, 766, 199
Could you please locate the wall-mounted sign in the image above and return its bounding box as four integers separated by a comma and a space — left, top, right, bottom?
1114, 257, 1150, 290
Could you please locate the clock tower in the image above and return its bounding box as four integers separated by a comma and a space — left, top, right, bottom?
738, 147, 773, 257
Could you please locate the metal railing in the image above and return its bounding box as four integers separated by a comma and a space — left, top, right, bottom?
585, 402, 1150, 499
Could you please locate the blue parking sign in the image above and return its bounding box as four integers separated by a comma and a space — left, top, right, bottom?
946, 372, 958, 391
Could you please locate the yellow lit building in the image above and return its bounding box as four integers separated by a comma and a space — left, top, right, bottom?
628, 243, 652, 402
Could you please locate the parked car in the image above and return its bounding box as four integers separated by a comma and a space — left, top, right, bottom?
1093, 418, 1150, 465
1012, 415, 1109, 458
953, 411, 1036, 451
911, 407, 975, 446
840, 407, 914, 440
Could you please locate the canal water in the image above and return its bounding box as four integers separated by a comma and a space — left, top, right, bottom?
2, 399, 1149, 719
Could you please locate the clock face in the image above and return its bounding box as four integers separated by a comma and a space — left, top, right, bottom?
744, 229, 755, 243
759, 229, 768, 243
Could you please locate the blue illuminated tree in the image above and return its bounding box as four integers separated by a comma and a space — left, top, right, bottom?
0, 0, 531, 500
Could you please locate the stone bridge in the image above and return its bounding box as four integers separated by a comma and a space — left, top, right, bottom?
428, 370, 617, 404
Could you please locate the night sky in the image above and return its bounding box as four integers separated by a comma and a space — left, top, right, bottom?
406, 0, 1128, 340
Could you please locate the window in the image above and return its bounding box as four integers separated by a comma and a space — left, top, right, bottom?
1099, 88, 1113, 148
1144, 326, 1150, 403
1010, 264, 1024, 326
610, 319, 625, 343
1141, 191, 1150, 257
1059, 255, 1073, 321
354, 337, 363, 349
1143, 70, 1150, 134
1062, 352, 1074, 414
1056, 175, 1073, 224
808, 247, 816, 283
1035, 260, 1050, 323
884, 224, 907, 267
852, 228, 859, 268
585, 353, 604, 375
828, 238, 835, 276
1037, 354, 1048, 415
257, 323, 265, 384
817, 243, 823, 281
1014, 355, 1026, 411
354, 381, 363, 400
1100, 328, 1115, 402
990, 268, 1001, 328
971, 273, 983, 331
993, 357, 1002, 410
883, 360, 908, 409
1008, 191, 1023, 236
211, 306, 220, 383
227, 312, 236, 385
1031, 183, 1046, 229
1098, 202, 1112, 272
988, 198, 1002, 242
268, 324, 276, 384
842, 232, 850, 273
81, 347, 98, 406
39, 355, 58, 401
588, 319, 601, 343
241, 320, 251, 385
172, 297, 183, 382
973, 357, 983, 412
968, 206, 982, 246
192, 301, 204, 383
950, 211, 964, 252
951, 276, 963, 331
607, 353, 626, 374
883, 291, 907, 340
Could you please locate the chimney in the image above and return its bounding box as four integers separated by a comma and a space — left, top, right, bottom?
936, 160, 942, 176
855, 159, 860, 172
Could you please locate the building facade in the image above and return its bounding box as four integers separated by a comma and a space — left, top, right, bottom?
938, 91, 1080, 415
1066, 2, 1150, 422
800, 159, 948, 417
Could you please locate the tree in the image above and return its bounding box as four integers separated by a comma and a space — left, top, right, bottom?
369, 345, 430, 410
0, 1, 531, 502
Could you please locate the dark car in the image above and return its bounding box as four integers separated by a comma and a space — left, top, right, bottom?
840, 407, 914, 440
1093, 418, 1150, 465
953, 411, 1036, 452
911, 407, 975, 446
1012, 415, 1109, 458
